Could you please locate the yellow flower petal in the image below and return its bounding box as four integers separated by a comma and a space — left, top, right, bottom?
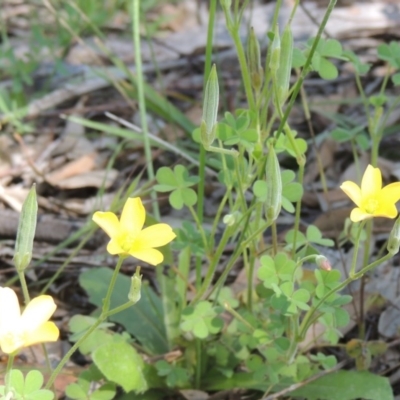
137, 224, 177, 248
129, 248, 164, 265
374, 203, 398, 219
20, 295, 57, 332
24, 321, 59, 347
350, 208, 372, 222
107, 238, 125, 255
92, 212, 120, 238
380, 182, 400, 205
120, 198, 145, 236
0, 288, 20, 337
340, 181, 362, 207
361, 164, 381, 198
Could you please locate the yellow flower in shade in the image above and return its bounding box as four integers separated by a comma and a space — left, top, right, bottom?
0, 287, 59, 354
92, 197, 176, 265
340, 164, 400, 222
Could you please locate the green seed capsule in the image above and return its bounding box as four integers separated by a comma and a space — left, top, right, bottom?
265, 144, 282, 222
276, 23, 293, 106
13, 185, 38, 271
269, 26, 281, 73
387, 215, 400, 255
247, 27, 263, 91
201, 64, 219, 148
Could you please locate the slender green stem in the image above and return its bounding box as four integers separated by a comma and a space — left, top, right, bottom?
17, 271, 30, 303
102, 256, 125, 313
195, 339, 202, 389
131, 0, 159, 219
210, 189, 231, 246
350, 221, 366, 277
275, 0, 337, 141
224, 302, 255, 330
190, 225, 235, 304
5, 354, 14, 394
188, 205, 210, 255
271, 221, 278, 256
359, 219, 372, 339
286, 316, 299, 363
291, 163, 305, 258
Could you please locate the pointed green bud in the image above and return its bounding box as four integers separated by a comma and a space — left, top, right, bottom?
387, 216, 400, 255
276, 24, 293, 106
201, 64, 219, 149
13, 185, 38, 272
265, 144, 282, 222
128, 268, 142, 304
247, 27, 263, 91
269, 26, 281, 72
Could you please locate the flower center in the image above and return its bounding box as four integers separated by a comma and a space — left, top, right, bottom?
364, 198, 379, 214
118, 233, 136, 253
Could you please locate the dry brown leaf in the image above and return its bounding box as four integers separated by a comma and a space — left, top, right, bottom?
49, 169, 118, 190
46, 153, 96, 185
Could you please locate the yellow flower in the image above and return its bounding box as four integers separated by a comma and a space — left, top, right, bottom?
340, 164, 400, 222
92, 197, 176, 265
0, 287, 59, 354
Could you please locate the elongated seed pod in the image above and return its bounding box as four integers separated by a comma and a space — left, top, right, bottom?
247, 27, 263, 90
276, 23, 293, 107
265, 144, 282, 222
269, 26, 281, 73
201, 64, 219, 148
13, 185, 38, 271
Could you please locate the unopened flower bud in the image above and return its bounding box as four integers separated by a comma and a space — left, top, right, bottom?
223, 214, 235, 226
315, 255, 332, 271
387, 216, 400, 255
128, 268, 142, 304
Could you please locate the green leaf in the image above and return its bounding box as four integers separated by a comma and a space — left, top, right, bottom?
392, 72, 400, 86
8, 370, 24, 394
330, 128, 352, 143
156, 167, 176, 186
169, 190, 184, 209
66, 383, 87, 399
318, 58, 338, 80
181, 187, 197, 207
180, 301, 223, 339
292, 48, 307, 68
377, 41, 400, 68
91, 382, 116, 400
253, 180, 268, 201
93, 340, 147, 393
24, 370, 43, 393
217, 122, 235, 140
282, 182, 303, 202
80, 267, 168, 354
291, 370, 393, 400
320, 39, 342, 57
